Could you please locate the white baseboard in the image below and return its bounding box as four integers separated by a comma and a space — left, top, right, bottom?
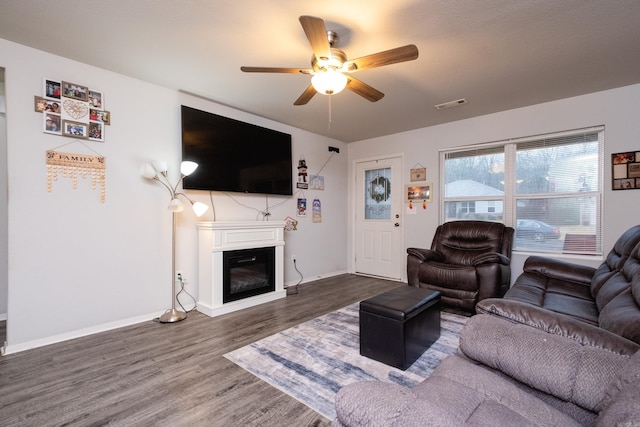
2, 311, 159, 355
3, 270, 351, 355
285, 269, 349, 288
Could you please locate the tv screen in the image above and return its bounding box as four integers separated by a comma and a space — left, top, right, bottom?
181, 106, 293, 195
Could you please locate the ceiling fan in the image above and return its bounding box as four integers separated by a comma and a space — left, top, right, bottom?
241, 15, 419, 105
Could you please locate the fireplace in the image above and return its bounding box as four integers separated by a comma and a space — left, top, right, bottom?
197, 221, 286, 317
223, 247, 275, 303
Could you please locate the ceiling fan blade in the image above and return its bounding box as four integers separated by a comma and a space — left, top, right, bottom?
345, 76, 384, 102
241, 66, 312, 74
299, 15, 332, 61
294, 85, 317, 105
345, 44, 419, 72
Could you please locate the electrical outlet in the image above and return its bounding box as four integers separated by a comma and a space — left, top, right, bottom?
291, 255, 296, 263
176, 270, 183, 281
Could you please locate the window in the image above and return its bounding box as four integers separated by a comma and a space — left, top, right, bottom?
441, 127, 603, 256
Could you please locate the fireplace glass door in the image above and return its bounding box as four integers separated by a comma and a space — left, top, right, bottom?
223, 246, 275, 303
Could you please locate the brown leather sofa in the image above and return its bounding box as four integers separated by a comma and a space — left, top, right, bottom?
477, 224, 640, 345
407, 221, 514, 312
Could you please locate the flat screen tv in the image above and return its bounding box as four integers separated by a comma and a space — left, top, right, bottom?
181, 105, 293, 195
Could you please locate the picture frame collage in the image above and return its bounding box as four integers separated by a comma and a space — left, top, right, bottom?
612, 151, 640, 190
36, 79, 110, 142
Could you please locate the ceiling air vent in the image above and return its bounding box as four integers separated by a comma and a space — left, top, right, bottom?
434, 98, 467, 110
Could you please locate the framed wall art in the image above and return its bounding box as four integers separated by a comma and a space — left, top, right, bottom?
89, 122, 104, 142
61, 81, 89, 101
62, 120, 89, 139
410, 165, 426, 182
43, 113, 62, 135
36, 77, 111, 142
88, 89, 103, 109
44, 79, 61, 99
90, 108, 110, 124
405, 183, 432, 203
612, 151, 640, 190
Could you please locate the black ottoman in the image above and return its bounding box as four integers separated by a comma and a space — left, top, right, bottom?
360, 286, 441, 370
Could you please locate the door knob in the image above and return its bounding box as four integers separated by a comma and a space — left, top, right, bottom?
394, 222, 400, 227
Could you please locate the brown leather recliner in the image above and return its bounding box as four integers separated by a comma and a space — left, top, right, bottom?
407, 221, 514, 312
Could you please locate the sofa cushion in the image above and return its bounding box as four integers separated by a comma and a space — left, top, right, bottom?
505, 256, 599, 324
418, 262, 479, 292
431, 221, 507, 266
596, 349, 640, 426
593, 242, 640, 343
459, 313, 637, 412
476, 299, 640, 353
333, 356, 582, 427
591, 224, 640, 297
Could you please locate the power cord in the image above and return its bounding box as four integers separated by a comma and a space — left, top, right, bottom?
176, 273, 197, 313
152, 274, 198, 322
286, 259, 304, 295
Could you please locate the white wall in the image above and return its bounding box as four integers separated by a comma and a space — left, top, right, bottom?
5, 33, 640, 353
1, 38, 347, 353
348, 83, 640, 279
0, 69, 7, 322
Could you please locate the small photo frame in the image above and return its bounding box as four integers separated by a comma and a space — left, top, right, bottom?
90, 109, 110, 125
613, 179, 635, 190
62, 120, 89, 139
297, 198, 307, 217
309, 175, 324, 190
35, 96, 61, 113
612, 151, 640, 190
89, 121, 104, 142
628, 163, 640, 178
35, 96, 47, 112
43, 113, 62, 135
88, 90, 104, 109
44, 79, 61, 99
612, 151, 637, 164
410, 167, 426, 182
405, 183, 432, 203
61, 81, 89, 101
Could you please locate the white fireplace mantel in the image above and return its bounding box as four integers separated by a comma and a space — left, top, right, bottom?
197, 221, 286, 317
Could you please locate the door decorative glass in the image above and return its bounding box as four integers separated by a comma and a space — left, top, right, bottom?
365, 167, 392, 220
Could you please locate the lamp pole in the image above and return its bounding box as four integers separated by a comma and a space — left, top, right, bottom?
158, 212, 186, 323
140, 161, 208, 323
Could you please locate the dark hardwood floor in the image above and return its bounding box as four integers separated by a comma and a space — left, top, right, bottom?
0, 274, 401, 427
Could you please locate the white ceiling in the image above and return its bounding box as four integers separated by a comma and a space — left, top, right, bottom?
1, 0, 639, 142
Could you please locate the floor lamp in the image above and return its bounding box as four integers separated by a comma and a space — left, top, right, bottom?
140, 160, 209, 323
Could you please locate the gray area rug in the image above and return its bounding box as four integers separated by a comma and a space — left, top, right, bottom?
224, 302, 468, 420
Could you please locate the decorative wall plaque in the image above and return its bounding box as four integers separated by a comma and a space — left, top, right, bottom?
46, 150, 106, 202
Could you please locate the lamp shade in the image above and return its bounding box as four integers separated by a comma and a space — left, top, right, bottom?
168, 198, 184, 212
191, 201, 209, 217
152, 160, 168, 174
180, 161, 198, 176
312, 69, 348, 95
140, 163, 157, 179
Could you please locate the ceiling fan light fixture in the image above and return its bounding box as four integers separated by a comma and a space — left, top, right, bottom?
311, 69, 348, 95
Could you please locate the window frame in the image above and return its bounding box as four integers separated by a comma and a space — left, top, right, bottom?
439, 127, 604, 257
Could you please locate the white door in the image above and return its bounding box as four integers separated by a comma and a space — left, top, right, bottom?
355, 156, 404, 280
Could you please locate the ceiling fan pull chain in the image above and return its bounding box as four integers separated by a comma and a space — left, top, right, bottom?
328, 95, 332, 129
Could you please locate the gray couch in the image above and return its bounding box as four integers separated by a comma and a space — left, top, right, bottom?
333, 313, 640, 426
